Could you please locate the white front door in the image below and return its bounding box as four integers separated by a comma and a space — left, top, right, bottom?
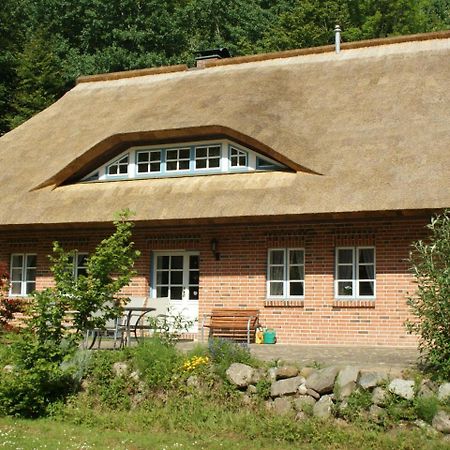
153, 252, 199, 331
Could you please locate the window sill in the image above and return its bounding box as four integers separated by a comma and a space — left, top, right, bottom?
333, 299, 375, 308
264, 299, 304, 307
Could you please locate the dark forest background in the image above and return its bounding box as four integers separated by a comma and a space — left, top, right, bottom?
0, 0, 448, 135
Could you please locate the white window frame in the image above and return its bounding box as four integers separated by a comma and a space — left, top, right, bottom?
106, 154, 129, 177
194, 145, 221, 170
136, 150, 162, 174
335, 247, 376, 299
9, 253, 37, 297
165, 147, 191, 172
229, 146, 248, 168
267, 248, 305, 299
71, 252, 88, 279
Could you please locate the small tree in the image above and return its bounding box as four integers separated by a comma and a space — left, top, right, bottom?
406, 209, 450, 379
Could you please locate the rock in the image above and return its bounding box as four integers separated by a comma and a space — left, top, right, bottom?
247, 384, 257, 395
295, 411, 307, 421
3, 365, 14, 373
306, 388, 321, 400
432, 410, 450, 434
438, 383, 450, 402
369, 405, 384, 420
306, 367, 339, 394
372, 387, 388, 406
268, 367, 278, 382
417, 379, 437, 399
300, 367, 316, 378
388, 379, 415, 401
226, 363, 255, 388
271, 376, 304, 397
358, 371, 386, 389
298, 383, 308, 395
294, 395, 316, 412
313, 395, 334, 419
414, 419, 439, 436
275, 366, 299, 379
187, 375, 201, 388
251, 368, 265, 384
335, 366, 359, 400
338, 400, 349, 413
264, 400, 274, 411
272, 397, 294, 416
129, 370, 140, 382
112, 362, 128, 377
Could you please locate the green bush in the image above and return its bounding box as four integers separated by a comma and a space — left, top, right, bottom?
406, 209, 450, 379
133, 337, 181, 389
337, 389, 373, 422
414, 396, 439, 423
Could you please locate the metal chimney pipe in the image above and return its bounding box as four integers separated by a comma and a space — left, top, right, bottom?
334, 25, 341, 53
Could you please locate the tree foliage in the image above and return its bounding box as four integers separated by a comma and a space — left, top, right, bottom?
0, 0, 448, 134
406, 210, 450, 379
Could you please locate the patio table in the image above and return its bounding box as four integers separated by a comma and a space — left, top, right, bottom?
122, 306, 156, 347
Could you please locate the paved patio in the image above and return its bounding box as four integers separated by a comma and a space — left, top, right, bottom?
177, 341, 420, 372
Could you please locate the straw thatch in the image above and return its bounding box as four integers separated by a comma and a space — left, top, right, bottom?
0, 32, 449, 228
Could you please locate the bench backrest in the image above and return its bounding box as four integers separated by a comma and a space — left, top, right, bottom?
210, 309, 259, 329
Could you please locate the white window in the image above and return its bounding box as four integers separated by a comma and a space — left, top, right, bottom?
195, 145, 221, 169
267, 248, 304, 298
107, 155, 129, 176
335, 247, 375, 298
136, 150, 161, 174
70, 252, 88, 278
166, 148, 190, 171
230, 147, 247, 167
9, 254, 36, 296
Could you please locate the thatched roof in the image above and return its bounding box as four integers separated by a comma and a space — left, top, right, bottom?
0, 31, 449, 228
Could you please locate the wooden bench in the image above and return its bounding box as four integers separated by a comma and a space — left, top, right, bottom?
202, 309, 260, 344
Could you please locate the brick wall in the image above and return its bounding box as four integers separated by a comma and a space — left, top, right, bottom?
0, 216, 429, 347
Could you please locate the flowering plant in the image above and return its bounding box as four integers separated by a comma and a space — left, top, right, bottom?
181, 355, 210, 372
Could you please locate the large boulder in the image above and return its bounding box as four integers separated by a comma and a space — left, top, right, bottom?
226, 363, 255, 388
294, 395, 316, 412
388, 379, 415, 401
271, 376, 304, 397
335, 366, 359, 400
275, 365, 299, 379
432, 410, 450, 434
272, 397, 295, 416
313, 395, 334, 419
438, 383, 450, 402
306, 367, 339, 395
358, 371, 386, 389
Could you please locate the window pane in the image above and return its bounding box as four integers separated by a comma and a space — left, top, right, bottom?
11, 268, 22, 281
118, 165, 127, 174
189, 271, 199, 285
150, 151, 160, 162
209, 158, 220, 168
157, 286, 168, 298
26, 269, 36, 281
138, 163, 148, 173
338, 281, 353, 296
179, 149, 190, 159
289, 265, 304, 280
359, 281, 374, 296
289, 250, 304, 265
109, 165, 118, 175
359, 248, 374, 264
289, 282, 304, 296
338, 249, 353, 264
77, 254, 87, 266
359, 264, 374, 280
167, 150, 177, 160
179, 160, 189, 170
157, 271, 169, 284
11, 255, 23, 267
137, 152, 149, 163
196, 159, 207, 169
167, 161, 177, 171
189, 255, 199, 270
238, 156, 246, 166
171, 256, 183, 269
170, 287, 183, 300
209, 147, 220, 157
150, 162, 160, 172
26, 255, 37, 267
270, 282, 283, 296
196, 147, 207, 158
77, 268, 88, 277
338, 265, 353, 280
26, 282, 35, 294
157, 256, 170, 270
11, 282, 22, 295
269, 250, 284, 265
171, 271, 183, 285
189, 286, 199, 300
270, 266, 284, 281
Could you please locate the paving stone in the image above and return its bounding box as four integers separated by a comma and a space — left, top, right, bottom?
358, 371, 387, 389
432, 410, 450, 434
388, 378, 415, 401
272, 397, 294, 416
438, 383, 450, 402
313, 395, 333, 419
271, 376, 304, 397
226, 363, 255, 388
306, 367, 339, 394
335, 366, 359, 399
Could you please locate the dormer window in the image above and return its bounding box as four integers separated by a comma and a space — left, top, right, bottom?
82, 140, 287, 182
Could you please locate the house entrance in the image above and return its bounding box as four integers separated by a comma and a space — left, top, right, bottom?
152, 252, 199, 331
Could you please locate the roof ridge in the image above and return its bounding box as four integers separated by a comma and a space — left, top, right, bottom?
76, 30, 450, 84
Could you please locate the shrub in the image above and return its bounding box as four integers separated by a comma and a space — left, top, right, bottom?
406, 209, 450, 379
414, 396, 439, 424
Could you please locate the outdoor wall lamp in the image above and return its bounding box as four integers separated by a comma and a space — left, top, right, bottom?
210, 238, 220, 261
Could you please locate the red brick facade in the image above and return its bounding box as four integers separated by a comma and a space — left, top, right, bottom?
0, 216, 429, 347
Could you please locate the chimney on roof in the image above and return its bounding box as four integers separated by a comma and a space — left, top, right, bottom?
334, 25, 341, 53
194, 48, 231, 68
